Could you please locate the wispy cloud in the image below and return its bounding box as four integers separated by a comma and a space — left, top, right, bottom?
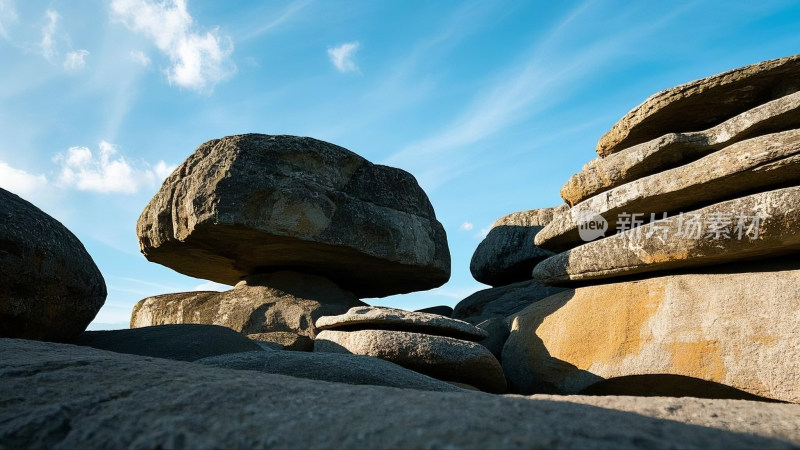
40, 9, 59, 62
193, 281, 228, 292
110, 0, 236, 93
240, 0, 312, 41
328, 41, 360, 73
459, 222, 474, 231
0, 0, 17, 40
0, 161, 47, 195
384, 1, 693, 192
63, 49, 89, 71
129, 50, 151, 67
54, 141, 175, 194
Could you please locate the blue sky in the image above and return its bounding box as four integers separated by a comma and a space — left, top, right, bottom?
1, 0, 799, 329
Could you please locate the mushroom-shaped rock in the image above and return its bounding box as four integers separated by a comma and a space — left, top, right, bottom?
137, 134, 451, 298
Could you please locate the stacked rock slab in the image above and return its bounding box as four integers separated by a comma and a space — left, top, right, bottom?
502, 55, 800, 402
133, 134, 450, 347
314, 306, 507, 393
0, 188, 106, 342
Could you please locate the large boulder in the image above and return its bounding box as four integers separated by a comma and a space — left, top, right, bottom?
596, 54, 800, 156
563, 90, 800, 206
534, 186, 800, 285
536, 129, 800, 251
315, 329, 507, 393
470, 207, 560, 286
136, 134, 450, 298
504, 257, 800, 403
131, 271, 365, 351
71, 324, 263, 361
316, 306, 487, 341
197, 350, 463, 392
0, 188, 106, 342
2, 338, 799, 448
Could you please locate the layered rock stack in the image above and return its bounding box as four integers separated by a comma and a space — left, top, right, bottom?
453, 207, 568, 357
313, 306, 507, 392
496, 54, 800, 403
131, 134, 451, 350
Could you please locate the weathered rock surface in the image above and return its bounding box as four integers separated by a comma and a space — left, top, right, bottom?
415, 305, 453, 317
136, 134, 450, 298
473, 317, 510, 360
564, 90, 800, 206
315, 329, 507, 393
505, 257, 800, 403
597, 54, 800, 156
537, 129, 800, 251
131, 271, 364, 349
197, 350, 463, 392
2, 339, 800, 449
316, 306, 487, 341
71, 324, 263, 361
470, 207, 561, 286
453, 279, 568, 321
534, 186, 800, 284
0, 188, 106, 342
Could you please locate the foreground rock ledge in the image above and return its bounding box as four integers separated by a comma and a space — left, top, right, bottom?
136, 134, 450, 298
506, 258, 800, 403
2, 339, 799, 449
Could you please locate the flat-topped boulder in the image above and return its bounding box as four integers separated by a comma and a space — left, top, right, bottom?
0, 188, 106, 342
315, 329, 507, 393
564, 90, 800, 206
470, 207, 561, 286
316, 306, 487, 341
137, 134, 450, 298
537, 129, 800, 252
597, 54, 800, 156
505, 257, 800, 403
131, 271, 365, 350
534, 186, 800, 285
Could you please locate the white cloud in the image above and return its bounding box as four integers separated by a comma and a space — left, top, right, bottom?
193, 281, 227, 292
54, 141, 174, 194
153, 160, 176, 180
328, 41, 360, 73
40, 9, 59, 61
110, 0, 236, 93
129, 49, 151, 66
0, 0, 18, 40
0, 161, 47, 195
459, 222, 474, 231
63, 49, 89, 70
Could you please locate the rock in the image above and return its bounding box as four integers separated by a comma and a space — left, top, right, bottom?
504, 257, 800, 403
597, 54, 800, 156
414, 305, 453, 317
196, 350, 463, 392
244, 332, 313, 351
136, 134, 450, 298
536, 129, 800, 252
315, 329, 507, 393
2, 339, 799, 449
474, 317, 510, 360
470, 207, 561, 286
131, 271, 365, 348
316, 306, 487, 341
533, 186, 800, 285
0, 188, 106, 342
563, 90, 800, 206
452, 279, 567, 321
71, 325, 263, 361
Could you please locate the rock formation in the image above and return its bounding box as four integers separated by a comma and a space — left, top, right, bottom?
131, 134, 450, 349
491, 55, 800, 403
0, 188, 106, 341
314, 306, 506, 393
